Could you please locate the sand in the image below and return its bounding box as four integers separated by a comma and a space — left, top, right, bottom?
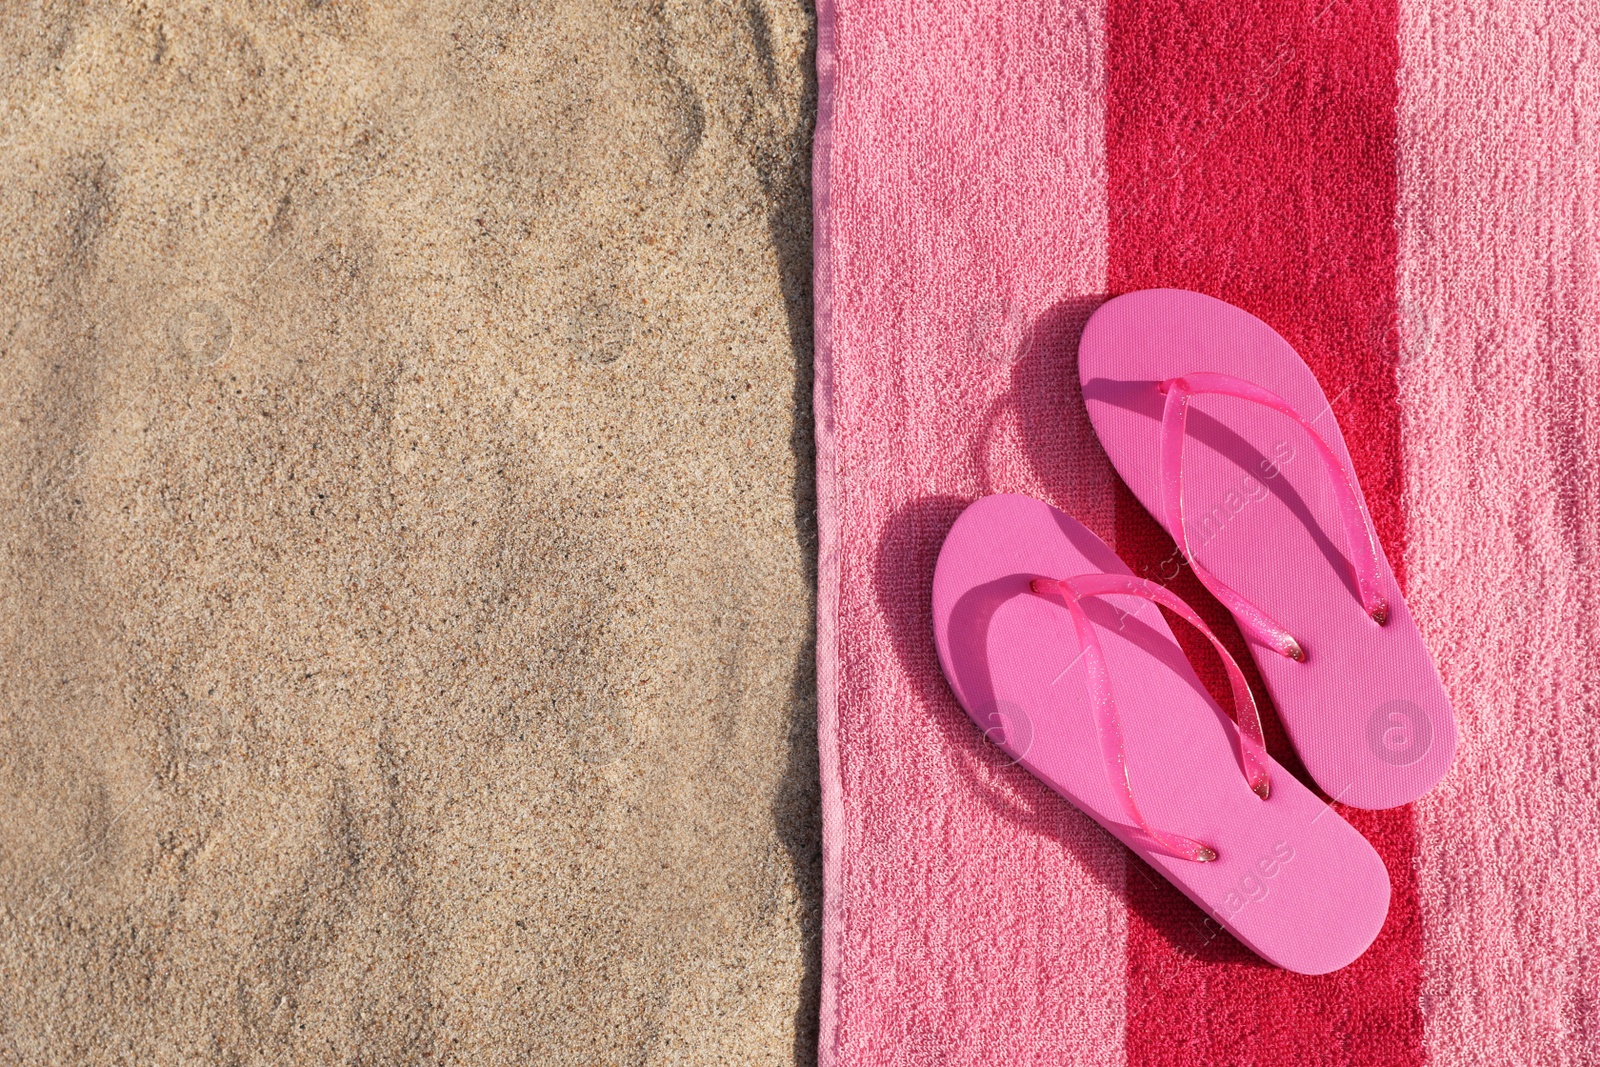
0, 2, 819, 1063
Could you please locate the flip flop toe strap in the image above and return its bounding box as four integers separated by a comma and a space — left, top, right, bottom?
1031, 573, 1272, 863
1159, 372, 1391, 662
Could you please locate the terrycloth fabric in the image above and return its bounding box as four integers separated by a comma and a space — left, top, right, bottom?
813, 2, 1121, 1063
1397, 2, 1600, 1062
1105, 2, 1424, 1063
814, 1, 1599, 1063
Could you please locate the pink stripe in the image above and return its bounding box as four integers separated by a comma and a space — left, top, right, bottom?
813, 2, 1120, 1062
1397, 1, 1600, 1061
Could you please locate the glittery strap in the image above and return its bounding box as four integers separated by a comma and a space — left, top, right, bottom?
1030, 572, 1272, 863
1159, 373, 1390, 663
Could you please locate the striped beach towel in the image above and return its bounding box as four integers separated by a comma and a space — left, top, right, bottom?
811, 1, 1599, 1063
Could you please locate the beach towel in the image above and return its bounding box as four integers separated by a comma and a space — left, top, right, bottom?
812, 1, 1599, 1063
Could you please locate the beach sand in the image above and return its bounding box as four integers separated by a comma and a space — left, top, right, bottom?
0, 2, 819, 1062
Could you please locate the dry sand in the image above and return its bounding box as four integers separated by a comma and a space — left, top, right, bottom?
0, 2, 818, 1063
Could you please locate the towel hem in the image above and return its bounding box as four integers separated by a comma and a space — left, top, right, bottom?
811, 1, 845, 1064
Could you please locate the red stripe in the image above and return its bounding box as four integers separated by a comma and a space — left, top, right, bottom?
1105, 2, 1423, 1064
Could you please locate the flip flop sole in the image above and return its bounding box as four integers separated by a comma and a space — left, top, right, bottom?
932, 493, 1390, 975
1080, 288, 1457, 809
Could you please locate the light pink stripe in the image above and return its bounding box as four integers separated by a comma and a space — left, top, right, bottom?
813, 2, 1118, 1063
813, 2, 845, 1062
1397, 2, 1600, 1062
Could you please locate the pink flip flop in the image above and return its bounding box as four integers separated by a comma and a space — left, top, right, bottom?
1079, 289, 1456, 810
932, 494, 1390, 974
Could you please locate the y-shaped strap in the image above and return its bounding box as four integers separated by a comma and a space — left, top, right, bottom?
1030, 572, 1271, 863
1160, 372, 1390, 662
